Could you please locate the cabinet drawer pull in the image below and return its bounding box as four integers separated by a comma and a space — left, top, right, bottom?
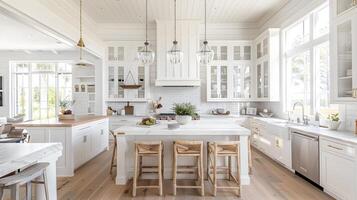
83, 135, 87, 143
327, 145, 343, 151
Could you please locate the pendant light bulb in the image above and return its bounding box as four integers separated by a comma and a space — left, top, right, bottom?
137, 0, 155, 65
197, 0, 214, 65
167, 0, 183, 64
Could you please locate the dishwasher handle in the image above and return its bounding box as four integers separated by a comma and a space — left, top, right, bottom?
292, 132, 318, 141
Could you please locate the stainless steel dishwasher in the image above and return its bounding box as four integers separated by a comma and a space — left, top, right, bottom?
291, 130, 320, 185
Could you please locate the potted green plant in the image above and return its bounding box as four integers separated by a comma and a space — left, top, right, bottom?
172, 103, 196, 125
327, 113, 341, 130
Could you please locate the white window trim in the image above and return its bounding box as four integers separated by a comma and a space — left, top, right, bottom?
282, 3, 329, 116
9, 61, 72, 120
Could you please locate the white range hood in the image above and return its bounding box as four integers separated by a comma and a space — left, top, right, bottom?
155, 20, 201, 87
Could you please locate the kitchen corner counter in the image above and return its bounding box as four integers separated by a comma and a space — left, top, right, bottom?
290, 125, 357, 145
14, 115, 108, 127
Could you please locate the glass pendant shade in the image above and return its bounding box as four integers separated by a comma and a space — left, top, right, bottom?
167, 41, 184, 64
197, 41, 214, 65
138, 42, 155, 65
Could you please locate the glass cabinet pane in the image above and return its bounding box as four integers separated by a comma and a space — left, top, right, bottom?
220, 66, 228, 98
244, 46, 251, 60
138, 66, 145, 98
257, 64, 262, 98
233, 66, 242, 98
117, 47, 125, 61
263, 61, 269, 98
234, 46, 241, 60
108, 47, 115, 61
337, 21, 353, 97
211, 46, 218, 60
337, 0, 356, 15
263, 39, 269, 56
108, 66, 115, 98
118, 66, 125, 98
244, 65, 251, 98
210, 66, 218, 98
257, 43, 262, 58
220, 46, 228, 60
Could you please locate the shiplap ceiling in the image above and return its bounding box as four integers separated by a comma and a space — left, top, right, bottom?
72, 0, 289, 23
0, 12, 72, 50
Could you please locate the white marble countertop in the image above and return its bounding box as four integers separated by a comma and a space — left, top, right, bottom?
114, 118, 251, 136
0, 143, 62, 177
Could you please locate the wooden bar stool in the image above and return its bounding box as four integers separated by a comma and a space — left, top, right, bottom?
173, 140, 204, 196
0, 162, 49, 200
132, 141, 163, 197
207, 141, 241, 197
109, 130, 117, 175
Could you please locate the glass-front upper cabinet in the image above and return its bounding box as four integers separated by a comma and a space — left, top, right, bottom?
106, 42, 150, 101
257, 63, 262, 98
208, 65, 228, 99
211, 45, 228, 61
232, 64, 251, 99
233, 45, 251, 61
336, 0, 357, 16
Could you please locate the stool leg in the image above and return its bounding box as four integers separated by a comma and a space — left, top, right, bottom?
110, 139, 117, 175
200, 146, 205, 196
158, 145, 163, 196
228, 156, 232, 181
10, 184, 20, 200
132, 145, 138, 197
236, 146, 241, 197
213, 146, 217, 197
173, 144, 177, 196
0, 188, 4, 200
206, 142, 209, 180
43, 171, 49, 200
26, 182, 32, 200
248, 138, 252, 175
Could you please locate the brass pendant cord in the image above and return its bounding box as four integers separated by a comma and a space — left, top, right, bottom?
78, 0, 84, 59
204, 0, 207, 42
145, 0, 148, 44
174, 0, 177, 43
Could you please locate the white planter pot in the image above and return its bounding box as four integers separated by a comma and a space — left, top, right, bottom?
176, 115, 192, 125
328, 121, 341, 130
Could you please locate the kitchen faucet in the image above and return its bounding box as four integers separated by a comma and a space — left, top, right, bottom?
292, 102, 309, 125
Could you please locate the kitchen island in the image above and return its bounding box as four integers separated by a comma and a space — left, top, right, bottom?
0, 143, 62, 200
15, 115, 109, 176
113, 118, 251, 185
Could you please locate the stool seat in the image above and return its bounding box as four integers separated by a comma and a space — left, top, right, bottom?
208, 143, 238, 154
0, 162, 49, 200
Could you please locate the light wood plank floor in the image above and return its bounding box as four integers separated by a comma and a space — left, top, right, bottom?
56, 143, 334, 200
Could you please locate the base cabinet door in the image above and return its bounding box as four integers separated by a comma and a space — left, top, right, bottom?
321, 151, 356, 200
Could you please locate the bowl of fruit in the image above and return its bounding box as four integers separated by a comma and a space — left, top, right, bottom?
138, 117, 159, 127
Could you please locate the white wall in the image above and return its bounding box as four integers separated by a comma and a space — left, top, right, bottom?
102, 22, 259, 115
0, 50, 103, 117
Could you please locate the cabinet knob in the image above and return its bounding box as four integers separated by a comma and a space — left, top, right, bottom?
353, 88, 357, 98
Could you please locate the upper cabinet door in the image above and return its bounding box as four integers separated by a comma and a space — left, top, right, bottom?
335, 0, 357, 16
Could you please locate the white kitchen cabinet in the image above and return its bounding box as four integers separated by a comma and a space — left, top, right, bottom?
254, 28, 280, 101
17, 118, 109, 176
320, 138, 357, 200
106, 41, 150, 102
155, 20, 200, 86
330, 1, 357, 103
207, 41, 253, 101
250, 118, 292, 170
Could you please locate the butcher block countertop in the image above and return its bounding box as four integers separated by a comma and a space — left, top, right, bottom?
14, 115, 108, 127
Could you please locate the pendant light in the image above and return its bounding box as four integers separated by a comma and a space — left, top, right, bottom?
137, 0, 155, 65
197, 0, 214, 65
167, 0, 183, 64
75, 0, 93, 67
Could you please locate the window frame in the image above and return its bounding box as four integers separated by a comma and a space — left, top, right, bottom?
282, 3, 330, 116
10, 61, 73, 120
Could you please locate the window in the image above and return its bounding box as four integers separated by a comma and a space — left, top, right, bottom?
284, 4, 332, 115
11, 62, 72, 120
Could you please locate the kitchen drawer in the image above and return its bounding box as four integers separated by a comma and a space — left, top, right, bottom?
321, 138, 356, 159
